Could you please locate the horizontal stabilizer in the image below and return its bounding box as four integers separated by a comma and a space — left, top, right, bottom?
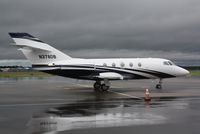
9, 33, 44, 43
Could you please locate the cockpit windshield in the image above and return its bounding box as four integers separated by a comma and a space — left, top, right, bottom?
163, 61, 175, 66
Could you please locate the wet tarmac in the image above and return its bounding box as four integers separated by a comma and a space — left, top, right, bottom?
0, 76, 200, 134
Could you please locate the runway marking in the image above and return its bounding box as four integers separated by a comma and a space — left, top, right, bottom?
63, 87, 72, 90
109, 90, 142, 100
45, 99, 69, 101
76, 84, 92, 88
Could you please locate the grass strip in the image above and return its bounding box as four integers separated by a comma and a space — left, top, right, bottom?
189, 70, 200, 76
0, 71, 52, 78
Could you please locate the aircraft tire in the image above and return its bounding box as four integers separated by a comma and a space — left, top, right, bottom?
94, 82, 101, 91
156, 84, 162, 89
101, 84, 110, 91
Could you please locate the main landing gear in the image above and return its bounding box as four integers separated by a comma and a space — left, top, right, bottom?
93, 80, 110, 92
156, 79, 162, 89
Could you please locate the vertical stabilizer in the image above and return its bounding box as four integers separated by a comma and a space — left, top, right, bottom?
9, 33, 72, 65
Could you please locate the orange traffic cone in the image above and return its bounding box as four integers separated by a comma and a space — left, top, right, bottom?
144, 89, 151, 102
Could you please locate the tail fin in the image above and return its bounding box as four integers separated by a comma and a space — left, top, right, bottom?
9, 33, 72, 65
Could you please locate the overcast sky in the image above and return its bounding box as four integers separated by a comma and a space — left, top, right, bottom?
1, 0, 200, 60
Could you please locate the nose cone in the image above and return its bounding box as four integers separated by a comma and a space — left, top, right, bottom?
176, 67, 190, 77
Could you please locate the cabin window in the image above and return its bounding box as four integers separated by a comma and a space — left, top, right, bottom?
120, 62, 125, 67
103, 63, 107, 67
129, 62, 133, 67
138, 62, 142, 67
112, 63, 116, 67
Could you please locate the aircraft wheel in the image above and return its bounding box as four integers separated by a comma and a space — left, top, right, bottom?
101, 84, 110, 91
156, 84, 162, 89
93, 82, 101, 91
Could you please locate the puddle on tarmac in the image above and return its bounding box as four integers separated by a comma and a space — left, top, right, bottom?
27, 96, 188, 133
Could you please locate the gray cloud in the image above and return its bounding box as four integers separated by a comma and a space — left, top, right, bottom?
0, 0, 200, 60
66, 49, 200, 60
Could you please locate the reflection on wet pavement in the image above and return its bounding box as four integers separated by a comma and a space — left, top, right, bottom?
27, 95, 188, 134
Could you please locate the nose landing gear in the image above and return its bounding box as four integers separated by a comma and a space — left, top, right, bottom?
156, 79, 162, 89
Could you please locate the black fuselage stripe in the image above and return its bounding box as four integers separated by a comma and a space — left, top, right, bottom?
32, 64, 175, 78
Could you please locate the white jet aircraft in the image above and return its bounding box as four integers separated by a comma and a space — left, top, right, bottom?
9, 33, 189, 91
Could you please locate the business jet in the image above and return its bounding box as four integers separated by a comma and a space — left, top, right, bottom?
9, 33, 189, 91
